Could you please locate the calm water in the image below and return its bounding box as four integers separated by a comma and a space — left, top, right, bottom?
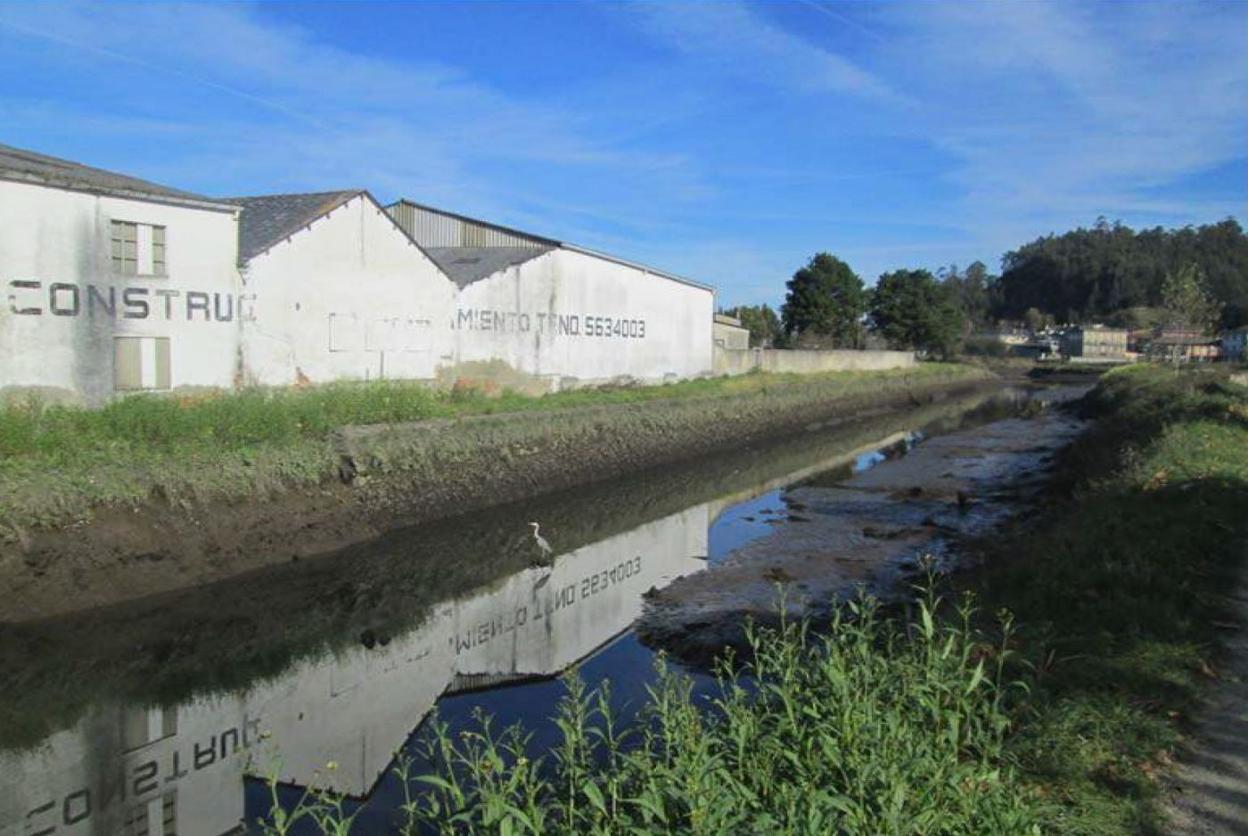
0, 384, 1074, 835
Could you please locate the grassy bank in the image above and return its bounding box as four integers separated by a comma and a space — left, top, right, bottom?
0, 363, 983, 530
978, 364, 1248, 832
256, 364, 1248, 833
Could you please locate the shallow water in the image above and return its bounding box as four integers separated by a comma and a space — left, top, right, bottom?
0, 383, 1085, 835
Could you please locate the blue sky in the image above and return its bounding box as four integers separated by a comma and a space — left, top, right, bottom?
1, 1, 1245, 307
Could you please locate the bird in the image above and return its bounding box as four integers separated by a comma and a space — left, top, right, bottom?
528, 522, 553, 560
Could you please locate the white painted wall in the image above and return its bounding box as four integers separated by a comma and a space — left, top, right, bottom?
452, 248, 715, 386
0, 180, 241, 405
240, 195, 456, 386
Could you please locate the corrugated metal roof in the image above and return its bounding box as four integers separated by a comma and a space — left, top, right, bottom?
424, 246, 553, 288
223, 190, 364, 262
0, 142, 237, 211
388, 198, 714, 293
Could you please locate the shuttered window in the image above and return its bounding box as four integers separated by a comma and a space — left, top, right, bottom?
111, 220, 167, 276
114, 336, 172, 391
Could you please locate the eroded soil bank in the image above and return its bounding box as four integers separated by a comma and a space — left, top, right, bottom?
638, 386, 1087, 664
1, 367, 991, 621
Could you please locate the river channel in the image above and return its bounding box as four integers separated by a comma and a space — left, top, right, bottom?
0, 382, 1087, 835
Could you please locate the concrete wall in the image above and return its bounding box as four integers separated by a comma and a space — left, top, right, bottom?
714, 347, 915, 376
0, 180, 241, 405
453, 247, 714, 388
240, 195, 455, 386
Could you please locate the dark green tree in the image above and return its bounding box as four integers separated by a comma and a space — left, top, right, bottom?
996, 217, 1248, 328
869, 269, 965, 358
780, 253, 865, 348
722, 304, 782, 347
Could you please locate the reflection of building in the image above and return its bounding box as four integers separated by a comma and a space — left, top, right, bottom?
0, 507, 708, 834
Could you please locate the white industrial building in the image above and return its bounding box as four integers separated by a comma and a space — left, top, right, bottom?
0, 143, 715, 404
0, 144, 243, 404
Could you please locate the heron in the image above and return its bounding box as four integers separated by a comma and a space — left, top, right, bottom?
528, 522, 553, 559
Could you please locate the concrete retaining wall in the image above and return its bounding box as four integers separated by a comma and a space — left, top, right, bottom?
714, 347, 915, 376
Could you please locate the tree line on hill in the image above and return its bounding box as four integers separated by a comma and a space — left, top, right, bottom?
720, 217, 1247, 356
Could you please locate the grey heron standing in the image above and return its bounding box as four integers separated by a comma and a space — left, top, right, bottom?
528, 522, 553, 559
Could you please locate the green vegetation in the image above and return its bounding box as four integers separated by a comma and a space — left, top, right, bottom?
779, 252, 866, 348
998, 218, 1248, 328
974, 363, 1248, 832
258, 364, 1248, 833
260, 592, 1043, 835
868, 268, 966, 358
0, 363, 983, 528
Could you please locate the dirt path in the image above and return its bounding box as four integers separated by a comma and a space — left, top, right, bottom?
1166, 565, 1248, 835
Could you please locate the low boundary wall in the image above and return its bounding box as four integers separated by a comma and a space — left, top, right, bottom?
714, 347, 915, 376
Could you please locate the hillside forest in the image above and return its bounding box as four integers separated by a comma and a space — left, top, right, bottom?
722, 218, 1248, 355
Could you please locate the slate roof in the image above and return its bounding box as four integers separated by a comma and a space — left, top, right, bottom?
424, 246, 553, 289
0, 142, 234, 209
223, 190, 364, 262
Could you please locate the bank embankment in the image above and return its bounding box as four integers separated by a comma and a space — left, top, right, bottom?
965, 365, 1248, 832
0, 364, 991, 620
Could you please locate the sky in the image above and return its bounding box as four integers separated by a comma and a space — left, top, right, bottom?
1, 1, 1245, 307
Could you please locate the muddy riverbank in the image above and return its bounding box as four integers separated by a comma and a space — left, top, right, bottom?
1, 366, 991, 621
638, 386, 1087, 664
0, 381, 1069, 833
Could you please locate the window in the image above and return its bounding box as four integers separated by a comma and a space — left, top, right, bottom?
114, 336, 172, 391
111, 220, 167, 276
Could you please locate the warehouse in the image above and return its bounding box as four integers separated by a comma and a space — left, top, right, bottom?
0, 144, 242, 405
1, 142, 717, 403
228, 190, 455, 387
386, 199, 715, 388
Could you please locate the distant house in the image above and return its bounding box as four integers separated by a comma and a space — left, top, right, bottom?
1062, 325, 1128, 361
712, 313, 751, 351
1148, 330, 1221, 363
1221, 325, 1248, 362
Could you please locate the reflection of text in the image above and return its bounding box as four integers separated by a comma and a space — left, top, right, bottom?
452, 556, 643, 656
19, 718, 259, 834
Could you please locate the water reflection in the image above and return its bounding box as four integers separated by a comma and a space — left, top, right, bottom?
0, 384, 1056, 835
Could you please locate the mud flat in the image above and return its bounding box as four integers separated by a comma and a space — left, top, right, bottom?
0, 367, 992, 621
637, 386, 1087, 664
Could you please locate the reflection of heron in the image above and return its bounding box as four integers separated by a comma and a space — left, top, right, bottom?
528, 522, 553, 559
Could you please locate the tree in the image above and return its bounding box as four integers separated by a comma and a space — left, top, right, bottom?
869, 269, 965, 358
780, 253, 865, 348
722, 304, 782, 347
940, 261, 994, 330
995, 218, 1248, 327
1160, 263, 1222, 335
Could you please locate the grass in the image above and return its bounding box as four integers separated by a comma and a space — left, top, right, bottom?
0, 364, 970, 464
976, 363, 1248, 833
256, 363, 1248, 833
0, 363, 984, 528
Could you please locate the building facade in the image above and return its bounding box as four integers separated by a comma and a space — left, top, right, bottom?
1, 144, 717, 404
387, 200, 715, 388
1061, 325, 1128, 360
0, 145, 242, 405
